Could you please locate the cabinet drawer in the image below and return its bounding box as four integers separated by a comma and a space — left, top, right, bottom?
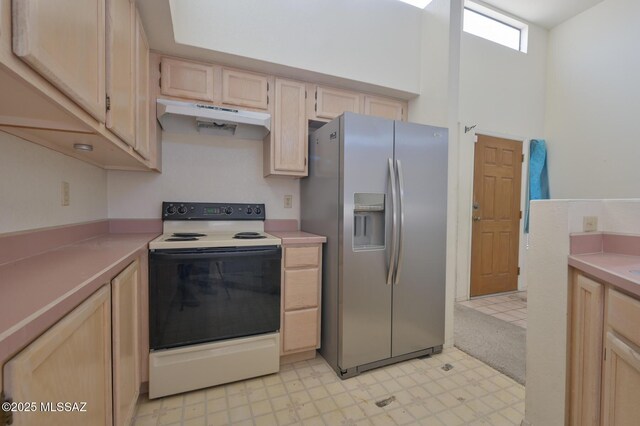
160, 58, 214, 102
608, 288, 640, 348
284, 268, 319, 310
283, 308, 318, 352
284, 246, 320, 268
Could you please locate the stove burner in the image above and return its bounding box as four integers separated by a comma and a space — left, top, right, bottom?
172, 232, 206, 237
166, 237, 199, 241
233, 232, 266, 240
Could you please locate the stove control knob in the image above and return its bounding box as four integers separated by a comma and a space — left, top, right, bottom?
224, 207, 233, 215
166, 205, 176, 215
177, 206, 187, 215
246, 207, 253, 214
255, 207, 262, 215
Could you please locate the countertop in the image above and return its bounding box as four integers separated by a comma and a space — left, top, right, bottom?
0, 233, 157, 364
268, 231, 327, 244
569, 252, 640, 298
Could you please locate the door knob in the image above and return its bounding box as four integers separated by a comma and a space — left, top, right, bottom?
473, 202, 480, 210
473, 216, 481, 222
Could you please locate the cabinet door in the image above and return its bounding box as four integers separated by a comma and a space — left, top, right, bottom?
3, 286, 112, 426
106, 0, 135, 146
363, 95, 406, 121
112, 260, 139, 426
569, 273, 604, 426
314, 86, 360, 120
134, 9, 150, 160
273, 78, 307, 175
283, 308, 319, 353
221, 68, 269, 110
13, 0, 107, 122
602, 332, 640, 426
160, 58, 214, 102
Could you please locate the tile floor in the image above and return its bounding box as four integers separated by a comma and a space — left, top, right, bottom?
457, 291, 527, 329
133, 348, 525, 426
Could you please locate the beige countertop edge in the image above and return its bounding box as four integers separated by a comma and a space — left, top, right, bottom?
569, 253, 640, 299
268, 231, 327, 244
0, 233, 157, 365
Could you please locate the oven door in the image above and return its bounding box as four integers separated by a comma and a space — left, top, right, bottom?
149, 245, 281, 350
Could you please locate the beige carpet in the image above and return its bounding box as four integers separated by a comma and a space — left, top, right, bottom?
454, 303, 526, 385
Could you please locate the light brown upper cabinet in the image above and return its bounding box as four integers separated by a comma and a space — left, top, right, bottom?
160, 57, 214, 102
363, 95, 407, 121
221, 68, 269, 110
310, 85, 361, 121
264, 78, 307, 177
13, 0, 107, 122
134, 9, 150, 160
106, 0, 136, 146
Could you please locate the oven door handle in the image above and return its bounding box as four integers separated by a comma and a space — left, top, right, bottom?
151, 248, 281, 259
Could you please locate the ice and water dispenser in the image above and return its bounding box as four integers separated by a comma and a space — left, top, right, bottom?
353, 193, 385, 250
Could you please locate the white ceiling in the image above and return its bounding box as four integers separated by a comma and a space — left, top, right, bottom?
480, 0, 603, 29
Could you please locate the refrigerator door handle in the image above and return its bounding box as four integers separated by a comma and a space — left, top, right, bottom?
386, 158, 398, 286
394, 159, 405, 285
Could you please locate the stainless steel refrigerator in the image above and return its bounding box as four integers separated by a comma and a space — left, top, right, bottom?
301, 112, 448, 378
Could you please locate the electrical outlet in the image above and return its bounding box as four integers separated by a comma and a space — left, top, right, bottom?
284, 195, 293, 209
61, 181, 70, 206
583, 216, 598, 232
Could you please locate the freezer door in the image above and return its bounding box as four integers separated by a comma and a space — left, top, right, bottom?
391, 121, 448, 357
339, 113, 395, 370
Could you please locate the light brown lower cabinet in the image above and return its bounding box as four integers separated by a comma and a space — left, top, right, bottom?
569, 272, 604, 426
2, 260, 142, 426
602, 289, 640, 426
3, 286, 113, 426
111, 260, 140, 426
281, 244, 322, 359
569, 269, 640, 426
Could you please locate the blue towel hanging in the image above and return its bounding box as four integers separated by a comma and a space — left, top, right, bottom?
524, 139, 549, 233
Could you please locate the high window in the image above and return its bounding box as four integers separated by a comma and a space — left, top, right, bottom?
463, 2, 528, 53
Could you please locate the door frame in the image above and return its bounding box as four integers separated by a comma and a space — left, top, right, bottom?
456, 126, 530, 301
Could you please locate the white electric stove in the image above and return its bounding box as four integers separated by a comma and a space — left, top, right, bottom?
148, 202, 282, 399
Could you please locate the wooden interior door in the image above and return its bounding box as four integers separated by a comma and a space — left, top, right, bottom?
470, 134, 523, 297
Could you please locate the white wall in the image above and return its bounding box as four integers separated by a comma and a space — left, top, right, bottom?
0, 132, 107, 234
524, 198, 640, 425
409, 0, 452, 127
455, 13, 548, 300
107, 132, 300, 220
545, 0, 640, 199
168, 0, 423, 95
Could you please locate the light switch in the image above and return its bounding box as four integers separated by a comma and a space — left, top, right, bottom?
583, 216, 598, 232
61, 181, 70, 206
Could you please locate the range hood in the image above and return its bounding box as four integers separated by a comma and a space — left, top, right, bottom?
156, 98, 271, 140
